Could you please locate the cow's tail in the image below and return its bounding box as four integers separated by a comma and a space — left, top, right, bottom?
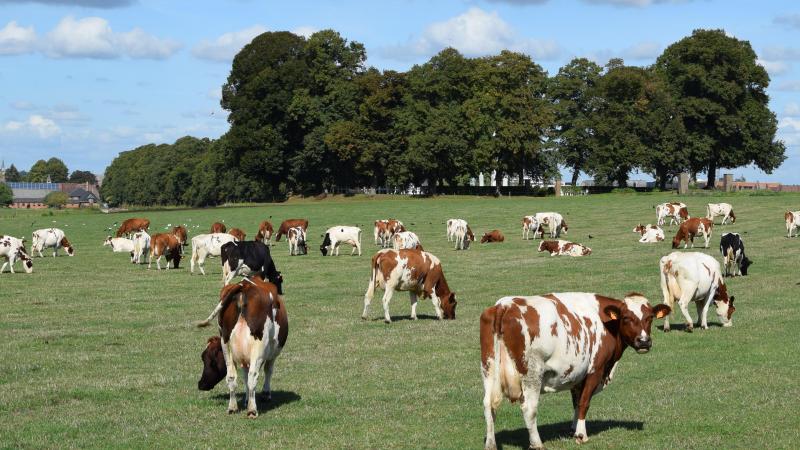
190, 239, 199, 272
365, 253, 381, 301
480, 304, 504, 411
706, 204, 712, 220
659, 258, 676, 313
196, 283, 243, 327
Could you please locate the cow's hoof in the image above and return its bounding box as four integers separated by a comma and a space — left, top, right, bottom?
384, 319, 391, 324
685, 326, 693, 333
247, 410, 258, 419
227, 408, 237, 414
574, 433, 589, 444
663, 328, 670, 333
361, 315, 368, 321
411, 316, 418, 320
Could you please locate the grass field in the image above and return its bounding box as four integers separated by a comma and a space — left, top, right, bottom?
1, 192, 799, 449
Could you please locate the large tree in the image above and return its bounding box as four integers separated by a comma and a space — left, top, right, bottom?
656, 29, 785, 188
68, 170, 97, 184
0, 183, 12, 206
4, 164, 21, 182
27, 158, 68, 183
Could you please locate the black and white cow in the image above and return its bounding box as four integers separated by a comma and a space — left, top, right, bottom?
220, 241, 283, 293
719, 233, 752, 277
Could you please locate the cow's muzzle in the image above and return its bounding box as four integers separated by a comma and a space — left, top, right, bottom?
634, 337, 652, 353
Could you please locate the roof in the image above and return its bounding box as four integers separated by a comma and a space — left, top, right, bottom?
11, 188, 56, 201
68, 187, 98, 201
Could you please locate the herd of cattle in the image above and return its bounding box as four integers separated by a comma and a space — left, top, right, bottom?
0, 200, 796, 447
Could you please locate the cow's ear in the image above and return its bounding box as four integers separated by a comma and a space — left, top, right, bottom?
729, 296, 735, 307
653, 304, 671, 319
601, 304, 621, 323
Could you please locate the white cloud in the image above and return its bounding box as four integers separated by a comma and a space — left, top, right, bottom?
780, 117, 800, 132
2, 114, 60, 138
116, 27, 181, 59
757, 58, 791, 76
380, 8, 559, 61
292, 26, 316, 38
0, 20, 37, 55
43, 16, 180, 59
785, 102, 800, 116
192, 25, 266, 62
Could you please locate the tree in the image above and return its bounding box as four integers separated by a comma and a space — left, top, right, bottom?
27, 160, 49, 182
656, 29, 786, 188
44, 191, 67, 208
4, 164, 21, 182
68, 170, 97, 184
0, 183, 12, 206
27, 158, 68, 183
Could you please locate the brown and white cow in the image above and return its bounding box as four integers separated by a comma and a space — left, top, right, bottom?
172, 225, 188, 248
116, 218, 150, 238
148, 233, 182, 270
228, 228, 246, 242
362, 249, 457, 323
31, 228, 74, 257
480, 292, 670, 448
447, 219, 467, 242
532, 212, 568, 239
376, 219, 405, 248
656, 202, 689, 227
196, 277, 288, 418
275, 219, 309, 242
537, 240, 591, 256
210, 222, 227, 233
521, 216, 538, 240
454, 222, 475, 250
0, 235, 33, 274
480, 230, 504, 244
785, 211, 800, 238
706, 203, 735, 225
254, 220, 274, 245
633, 224, 665, 243
391, 231, 422, 251
672, 217, 713, 249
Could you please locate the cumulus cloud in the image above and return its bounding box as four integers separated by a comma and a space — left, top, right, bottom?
774, 13, 800, 29
757, 58, 791, 76
192, 25, 267, 62
2, 114, 60, 138
43, 16, 180, 59
292, 26, 317, 38
0, 0, 134, 7
0, 20, 37, 55
380, 7, 559, 61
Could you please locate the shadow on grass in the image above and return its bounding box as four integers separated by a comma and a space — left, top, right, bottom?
658, 322, 725, 332
366, 314, 440, 322
211, 390, 301, 413
494, 420, 643, 449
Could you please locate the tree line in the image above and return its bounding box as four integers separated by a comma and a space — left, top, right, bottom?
101, 28, 785, 206
4, 157, 98, 185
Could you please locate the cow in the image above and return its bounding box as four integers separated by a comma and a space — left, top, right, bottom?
376, 219, 405, 248
275, 219, 309, 242
480, 292, 671, 449
454, 222, 475, 250
103, 236, 136, 262
785, 211, 800, 238
537, 240, 592, 257
706, 203, 736, 225
656, 202, 689, 227
374, 220, 389, 246
392, 231, 423, 251
228, 228, 246, 241
719, 233, 752, 277
672, 217, 713, 249
196, 277, 288, 418
288, 227, 307, 256
31, 228, 74, 258
132, 230, 151, 264
533, 212, 568, 239
521, 216, 538, 240
191, 233, 237, 275
321, 226, 363, 256
172, 225, 188, 248
659, 251, 735, 332
148, 233, 182, 270
210, 222, 227, 233
362, 249, 457, 323
220, 241, 283, 294
254, 220, 274, 246
480, 230, 505, 244
633, 224, 665, 243
0, 235, 33, 274
116, 218, 150, 238
447, 219, 467, 242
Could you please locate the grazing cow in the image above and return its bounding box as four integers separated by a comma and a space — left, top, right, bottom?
288, 227, 307, 256
210, 222, 227, 233
447, 219, 467, 242
228, 228, 246, 241
672, 217, 713, 249
220, 241, 283, 294
480, 292, 670, 448
719, 233, 752, 277
785, 211, 800, 238
191, 233, 237, 275
521, 216, 538, 240
148, 233, 182, 270
706, 203, 736, 225
196, 277, 288, 418
254, 220, 274, 245
533, 212, 568, 239
659, 251, 735, 331
633, 224, 665, 243
392, 231, 423, 251
376, 219, 405, 248
31, 228, 74, 257
116, 218, 150, 238
103, 236, 136, 262
172, 225, 188, 247
656, 202, 689, 227
0, 235, 33, 274
454, 222, 475, 250
362, 249, 457, 323
480, 230, 504, 244
321, 226, 363, 256
132, 231, 151, 264
538, 240, 592, 257
275, 219, 309, 242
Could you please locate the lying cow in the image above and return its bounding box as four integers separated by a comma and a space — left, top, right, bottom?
538, 239, 592, 256
254, 220, 274, 245
191, 233, 237, 275
633, 224, 665, 243
148, 233, 182, 270
132, 231, 151, 264
392, 231, 422, 251
32, 228, 74, 257
706, 203, 735, 225
321, 226, 362, 256
103, 236, 136, 262
210, 222, 226, 233
521, 216, 538, 240
656, 202, 688, 227
196, 277, 288, 418
481, 292, 670, 448
454, 222, 474, 250
220, 241, 283, 293
116, 217, 150, 238
719, 233, 752, 277
288, 227, 307, 256
785, 211, 800, 238
659, 251, 735, 331
362, 249, 457, 323
480, 230, 504, 243
275, 219, 308, 242
672, 217, 713, 249
0, 235, 33, 274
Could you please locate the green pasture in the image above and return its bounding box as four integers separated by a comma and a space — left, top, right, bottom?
1, 193, 798, 449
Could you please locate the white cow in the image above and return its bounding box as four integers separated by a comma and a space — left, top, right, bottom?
656, 202, 688, 227
706, 203, 735, 225
447, 219, 467, 242
633, 224, 665, 243
453, 221, 474, 250
521, 215, 538, 240
321, 226, 362, 256
191, 233, 237, 275
785, 211, 800, 238
32, 228, 74, 257
0, 235, 33, 274
103, 236, 136, 262
392, 231, 422, 250
533, 212, 568, 239
132, 230, 151, 264
659, 251, 735, 332
288, 227, 307, 256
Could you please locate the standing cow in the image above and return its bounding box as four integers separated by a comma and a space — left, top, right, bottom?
148, 233, 182, 270
321, 226, 362, 256
31, 228, 74, 257
521, 216, 538, 240
656, 202, 689, 227
480, 293, 670, 449
288, 227, 307, 256
210, 222, 227, 233
393, 231, 423, 250
672, 217, 713, 249
220, 241, 283, 293
706, 203, 736, 225
719, 233, 752, 277
275, 219, 309, 242
116, 218, 150, 238
447, 219, 467, 242
132, 230, 151, 264
0, 235, 33, 274
786, 211, 800, 238
255, 220, 274, 245
191, 233, 237, 275
454, 222, 475, 250
532, 212, 568, 239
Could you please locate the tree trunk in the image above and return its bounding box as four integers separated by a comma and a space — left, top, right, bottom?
705, 160, 717, 190
571, 168, 580, 186
494, 170, 503, 196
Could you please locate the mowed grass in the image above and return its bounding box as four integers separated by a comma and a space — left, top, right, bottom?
1, 193, 799, 449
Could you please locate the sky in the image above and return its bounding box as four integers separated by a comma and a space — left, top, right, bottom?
0, 0, 799, 183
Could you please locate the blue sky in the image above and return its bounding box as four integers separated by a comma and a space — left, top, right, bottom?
1, 0, 798, 182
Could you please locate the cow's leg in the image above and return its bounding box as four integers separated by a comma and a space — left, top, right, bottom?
430, 292, 444, 320
262, 358, 275, 401
677, 292, 695, 332
699, 286, 716, 329
573, 374, 602, 444
482, 363, 499, 450
362, 277, 377, 320
409, 291, 419, 320
381, 288, 395, 324
570, 385, 583, 431
0, 261, 8, 273
520, 370, 544, 449
220, 342, 239, 414
198, 252, 207, 276
246, 345, 265, 418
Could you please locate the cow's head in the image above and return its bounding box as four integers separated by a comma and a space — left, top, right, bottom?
560, 219, 568, 233
319, 232, 330, 256
679, 207, 689, 220
480, 233, 490, 244
103, 236, 113, 246
633, 224, 646, 235
198, 336, 226, 391
729, 210, 736, 223
713, 284, 735, 326
466, 226, 475, 242
741, 256, 752, 276
61, 237, 74, 256
17, 248, 33, 273
601, 294, 671, 354
581, 245, 592, 256
441, 292, 457, 320
671, 236, 682, 249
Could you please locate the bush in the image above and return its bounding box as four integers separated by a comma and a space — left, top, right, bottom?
0, 183, 12, 206
44, 191, 68, 209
